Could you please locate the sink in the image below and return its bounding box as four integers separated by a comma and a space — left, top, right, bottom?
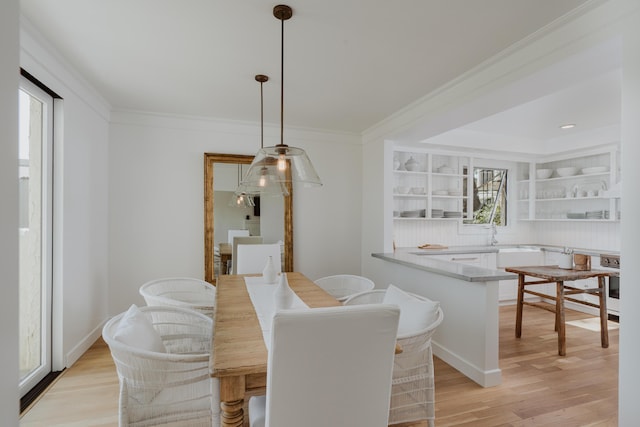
496, 247, 542, 268
497, 247, 540, 253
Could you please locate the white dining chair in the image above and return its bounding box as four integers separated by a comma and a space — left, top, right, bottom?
248, 304, 400, 427
344, 287, 444, 427
313, 274, 375, 302
235, 243, 281, 275
139, 277, 216, 318
227, 228, 250, 244
231, 236, 263, 274
102, 305, 220, 427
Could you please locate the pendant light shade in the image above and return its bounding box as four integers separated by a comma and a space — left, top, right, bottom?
243, 4, 322, 190
238, 74, 290, 197
243, 145, 321, 188
230, 164, 255, 207
237, 165, 290, 197
230, 191, 255, 208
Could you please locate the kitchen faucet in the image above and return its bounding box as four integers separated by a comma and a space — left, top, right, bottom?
490, 224, 498, 246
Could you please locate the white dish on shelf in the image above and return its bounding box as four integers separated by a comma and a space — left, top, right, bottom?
411, 187, 426, 195
566, 212, 586, 219
556, 167, 579, 177
443, 211, 462, 218
581, 166, 609, 175
395, 186, 410, 194
536, 169, 553, 179
437, 166, 455, 174
400, 209, 426, 218
433, 190, 448, 196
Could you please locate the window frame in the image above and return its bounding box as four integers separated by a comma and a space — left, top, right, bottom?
458, 157, 518, 235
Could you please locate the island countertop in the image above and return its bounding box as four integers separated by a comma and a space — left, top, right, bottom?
403, 244, 619, 257
372, 244, 620, 283
372, 250, 515, 282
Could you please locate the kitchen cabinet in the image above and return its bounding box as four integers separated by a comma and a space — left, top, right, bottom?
425, 252, 496, 269
516, 146, 620, 222
393, 150, 467, 220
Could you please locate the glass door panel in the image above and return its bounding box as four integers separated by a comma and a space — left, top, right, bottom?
18, 78, 53, 397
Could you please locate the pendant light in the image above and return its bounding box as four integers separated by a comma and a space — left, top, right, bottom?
230, 163, 255, 207
237, 75, 290, 197
243, 4, 322, 189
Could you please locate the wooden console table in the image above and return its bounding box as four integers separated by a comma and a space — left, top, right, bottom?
505, 265, 617, 356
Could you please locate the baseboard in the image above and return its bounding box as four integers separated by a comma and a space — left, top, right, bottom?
65, 320, 107, 367
432, 340, 502, 388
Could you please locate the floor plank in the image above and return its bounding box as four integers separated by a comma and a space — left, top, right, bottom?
20, 304, 619, 426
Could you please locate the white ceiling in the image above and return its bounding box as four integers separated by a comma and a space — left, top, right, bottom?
21, 0, 615, 141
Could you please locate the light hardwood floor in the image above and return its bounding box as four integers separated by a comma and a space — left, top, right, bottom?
20, 304, 619, 426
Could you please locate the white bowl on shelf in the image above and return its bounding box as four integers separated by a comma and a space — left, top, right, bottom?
433, 190, 448, 196
411, 187, 426, 195
536, 169, 553, 179
395, 186, 410, 194
556, 167, 579, 177
581, 166, 609, 175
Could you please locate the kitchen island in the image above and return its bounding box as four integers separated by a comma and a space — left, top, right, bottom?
372, 248, 514, 387
371, 244, 619, 387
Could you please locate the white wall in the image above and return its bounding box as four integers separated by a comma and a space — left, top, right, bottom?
20, 19, 111, 367
618, 2, 640, 424
532, 221, 619, 252
1, 1, 20, 424
108, 111, 362, 313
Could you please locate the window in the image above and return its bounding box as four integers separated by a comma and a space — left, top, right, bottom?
463, 167, 508, 226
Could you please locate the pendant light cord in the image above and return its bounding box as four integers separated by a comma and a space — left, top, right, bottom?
279, 14, 285, 147
260, 79, 264, 148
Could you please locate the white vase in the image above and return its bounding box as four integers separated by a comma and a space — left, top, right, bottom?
262, 256, 277, 284
273, 273, 294, 311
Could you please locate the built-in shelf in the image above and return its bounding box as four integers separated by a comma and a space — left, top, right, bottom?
517, 146, 620, 222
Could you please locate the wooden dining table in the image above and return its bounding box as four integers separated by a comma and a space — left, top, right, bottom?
505, 265, 618, 356
210, 272, 342, 427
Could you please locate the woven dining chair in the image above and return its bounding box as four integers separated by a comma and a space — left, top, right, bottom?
102, 305, 220, 427
248, 304, 400, 427
344, 288, 444, 427
313, 274, 375, 302
139, 277, 216, 319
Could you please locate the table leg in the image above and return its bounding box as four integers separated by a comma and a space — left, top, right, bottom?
219, 376, 245, 427
515, 273, 525, 338
220, 400, 244, 427
556, 281, 566, 356
598, 276, 609, 349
